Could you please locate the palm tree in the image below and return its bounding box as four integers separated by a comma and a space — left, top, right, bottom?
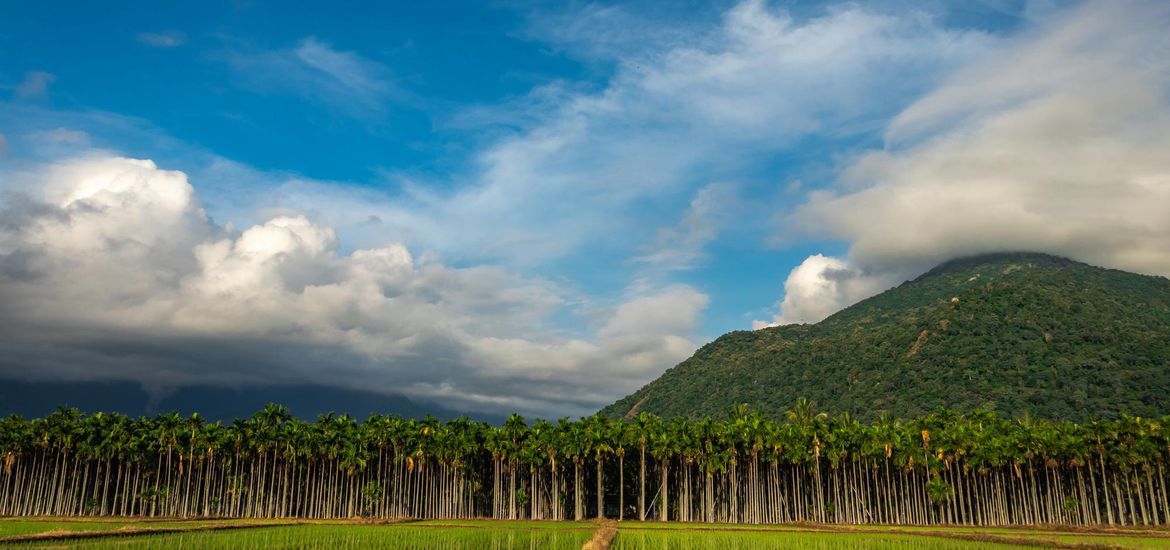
633, 412, 658, 521
585, 414, 613, 518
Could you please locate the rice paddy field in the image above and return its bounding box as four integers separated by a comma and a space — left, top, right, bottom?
2, 518, 1170, 549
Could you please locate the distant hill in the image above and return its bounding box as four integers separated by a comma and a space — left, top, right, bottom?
0, 380, 505, 424
603, 253, 1170, 421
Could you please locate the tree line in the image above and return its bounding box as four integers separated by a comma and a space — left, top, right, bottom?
1, 401, 1168, 526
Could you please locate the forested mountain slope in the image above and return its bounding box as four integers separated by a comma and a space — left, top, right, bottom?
603, 253, 1170, 421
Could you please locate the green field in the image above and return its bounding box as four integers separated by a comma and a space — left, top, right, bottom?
0, 523, 592, 549
4, 518, 1170, 549
613, 530, 1038, 549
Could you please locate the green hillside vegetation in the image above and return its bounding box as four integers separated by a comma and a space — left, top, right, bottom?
603, 253, 1170, 421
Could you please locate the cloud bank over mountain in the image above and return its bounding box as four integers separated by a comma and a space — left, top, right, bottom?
757, 1, 1170, 328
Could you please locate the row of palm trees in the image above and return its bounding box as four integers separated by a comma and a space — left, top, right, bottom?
1, 402, 1168, 526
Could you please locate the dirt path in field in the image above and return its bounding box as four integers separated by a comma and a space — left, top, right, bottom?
582, 519, 617, 550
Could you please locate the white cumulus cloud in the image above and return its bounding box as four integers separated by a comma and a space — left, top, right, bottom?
752, 254, 898, 328
0, 156, 707, 417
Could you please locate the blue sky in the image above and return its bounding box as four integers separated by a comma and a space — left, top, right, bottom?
2, 0, 1168, 416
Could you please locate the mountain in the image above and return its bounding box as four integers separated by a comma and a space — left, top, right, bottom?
602, 253, 1170, 421
0, 380, 506, 424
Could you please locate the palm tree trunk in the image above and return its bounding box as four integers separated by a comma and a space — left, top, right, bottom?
596, 456, 604, 518
618, 455, 625, 521
639, 444, 646, 521
659, 458, 669, 522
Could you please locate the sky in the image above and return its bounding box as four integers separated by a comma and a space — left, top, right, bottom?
1, 0, 1168, 418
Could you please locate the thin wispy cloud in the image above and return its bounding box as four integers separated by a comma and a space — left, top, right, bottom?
631, 182, 739, 270
30, 128, 90, 146
137, 30, 187, 48
519, 2, 706, 64
310, 1, 995, 269
14, 71, 54, 100
226, 36, 409, 117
